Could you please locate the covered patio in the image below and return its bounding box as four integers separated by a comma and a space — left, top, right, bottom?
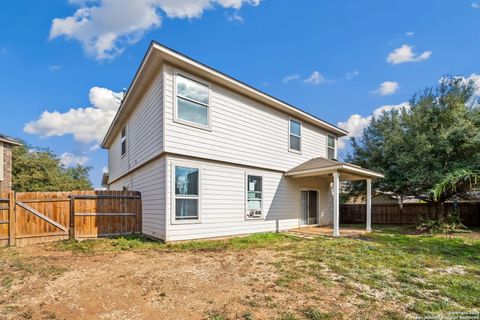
285, 157, 384, 237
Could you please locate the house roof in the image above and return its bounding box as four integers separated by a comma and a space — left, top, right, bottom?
0, 134, 22, 146
101, 41, 348, 148
285, 157, 384, 180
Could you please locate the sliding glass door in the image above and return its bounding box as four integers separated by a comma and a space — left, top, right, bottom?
301, 190, 318, 225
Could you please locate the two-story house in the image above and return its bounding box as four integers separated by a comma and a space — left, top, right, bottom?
0, 134, 21, 190
101, 42, 383, 241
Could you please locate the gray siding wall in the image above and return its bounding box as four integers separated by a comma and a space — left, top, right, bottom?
165, 155, 332, 241
163, 64, 332, 172
108, 68, 164, 183
110, 157, 166, 240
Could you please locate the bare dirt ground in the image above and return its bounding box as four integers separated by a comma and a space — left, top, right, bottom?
0, 242, 400, 320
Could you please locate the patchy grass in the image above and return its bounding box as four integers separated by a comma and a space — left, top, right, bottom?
55, 232, 300, 254
2, 225, 479, 319
279, 226, 480, 316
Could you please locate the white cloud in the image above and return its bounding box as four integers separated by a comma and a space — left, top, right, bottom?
472, 2, 480, 9
283, 74, 301, 84
387, 44, 432, 64
337, 103, 410, 149
226, 11, 244, 23
345, 70, 359, 80
49, 65, 62, 71
304, 71, 329, 85
50, 0, 262, 60
89, 144, 100, 151
447, 73, 480, 97
24, 87, 123, 144
466, 73, 480, 96
405, 31, 414, 36
59, 152, 90, 167
372, 81, 399, 96
102, 166, 108, 173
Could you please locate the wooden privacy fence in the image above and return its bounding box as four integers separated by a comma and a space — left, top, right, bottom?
0, 190, 142, 246
341, 202, 480, 227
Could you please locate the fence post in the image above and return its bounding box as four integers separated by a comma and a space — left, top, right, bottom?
69, 195, 75, 240
8, 191, 15, 246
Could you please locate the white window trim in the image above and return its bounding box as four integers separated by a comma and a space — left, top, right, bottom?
245, 172, 264, 220
171, 161, 202, 225
288, 117, 302, 154
120, 126, 127, 158
173, 69, 212, 131
327, 134, 337, 159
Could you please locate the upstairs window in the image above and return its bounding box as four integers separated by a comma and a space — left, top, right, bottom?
121, 126, 127, 156
175, 73, 210, 128
246, 175, 262, 219
328, 135, 336, 160
289, 119, 301, 152
175, 166, 200, 221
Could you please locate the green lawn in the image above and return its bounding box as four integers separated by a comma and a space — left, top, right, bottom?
54, 225, 480, 318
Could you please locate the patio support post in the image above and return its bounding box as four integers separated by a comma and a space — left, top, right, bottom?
366, 178, 372, 232
332, 171, 340, 237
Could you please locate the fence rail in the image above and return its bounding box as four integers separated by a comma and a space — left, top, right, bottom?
341, 202, 480, 227
0, 190, 142, 246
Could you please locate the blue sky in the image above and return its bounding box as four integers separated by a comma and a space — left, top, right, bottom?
1, 0, 479, 188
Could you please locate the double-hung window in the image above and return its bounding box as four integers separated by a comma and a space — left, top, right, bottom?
327, 135, 336, 160
121, 126, 127, 156
174, 166, 200, 221
175, 73, 210, 128
246, 175, 262, 219
289, 119, 301, 152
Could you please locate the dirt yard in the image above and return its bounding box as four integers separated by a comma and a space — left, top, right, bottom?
0, 226, 479, 320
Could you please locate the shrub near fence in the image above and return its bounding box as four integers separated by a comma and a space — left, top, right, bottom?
341, 202, 480, 227
0, 190, 142, 247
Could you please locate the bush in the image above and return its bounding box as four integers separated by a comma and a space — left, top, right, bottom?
417, 208, 468, 235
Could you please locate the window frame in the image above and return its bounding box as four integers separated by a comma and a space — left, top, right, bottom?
288, 118, 302, 154
171, 162, 202, 224
245, 172, 264, 220
327, 134, 337, 160
120, 126, 127, 157
173, 70, 212, 131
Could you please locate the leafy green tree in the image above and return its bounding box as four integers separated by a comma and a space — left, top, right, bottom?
346, 76, 480, 202
12, 143, 93, 192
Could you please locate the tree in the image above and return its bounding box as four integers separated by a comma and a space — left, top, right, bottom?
346, 76, 480, 202
12, 143, 93, 192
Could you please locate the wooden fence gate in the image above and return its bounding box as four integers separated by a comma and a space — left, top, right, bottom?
0, 190, 142, 246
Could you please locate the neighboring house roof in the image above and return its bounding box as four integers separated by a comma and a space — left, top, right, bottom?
0, 134, 22, 146
101, 41, 348, 148
285, 157, 384, 179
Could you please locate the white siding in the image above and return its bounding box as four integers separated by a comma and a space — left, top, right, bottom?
108, 69, 164, 183
110, 157, 166, 240
165, 155, 332, 241
163, 64, 332, 172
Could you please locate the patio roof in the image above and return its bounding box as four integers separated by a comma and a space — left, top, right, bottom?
285, 157, 383, 180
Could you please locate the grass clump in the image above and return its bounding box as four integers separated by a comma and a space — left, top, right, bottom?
303, 307, 335, 320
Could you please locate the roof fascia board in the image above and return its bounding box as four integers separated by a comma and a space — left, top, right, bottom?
0, 138, 22, 146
